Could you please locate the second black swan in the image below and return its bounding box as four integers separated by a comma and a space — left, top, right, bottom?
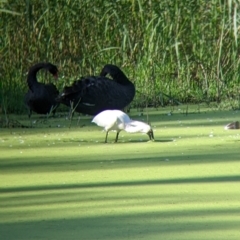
24, 62, 59, 118
57, 64, 135, 116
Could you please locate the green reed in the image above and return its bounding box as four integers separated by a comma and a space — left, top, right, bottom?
1, 0, 240, 113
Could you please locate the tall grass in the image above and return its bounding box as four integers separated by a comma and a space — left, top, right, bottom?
1, 0, 240, 113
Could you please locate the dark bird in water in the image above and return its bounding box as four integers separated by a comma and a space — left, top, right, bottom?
24, 62, 59, 118
224, 121, 239, 130
56, 64, 135, 116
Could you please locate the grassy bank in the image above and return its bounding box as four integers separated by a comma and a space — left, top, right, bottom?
1, 0, 240, 113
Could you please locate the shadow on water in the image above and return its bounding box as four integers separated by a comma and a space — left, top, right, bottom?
1, 175, 240, 193
0, 145, 239, 173
1, 205, 240, 240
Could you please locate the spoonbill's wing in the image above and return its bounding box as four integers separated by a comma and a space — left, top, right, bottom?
111, 110, 131, 123
92, 110, 119, 128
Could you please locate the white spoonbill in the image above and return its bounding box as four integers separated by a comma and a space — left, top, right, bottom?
92, 110, 154, 143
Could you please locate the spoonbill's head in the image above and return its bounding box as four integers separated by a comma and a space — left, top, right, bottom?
136, 122, 154, 141
128, 120, 154, 141
147, 128, 154, 141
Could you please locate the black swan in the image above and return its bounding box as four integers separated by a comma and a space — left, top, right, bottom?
56, 64, 135, 116
24, 62, 59, 118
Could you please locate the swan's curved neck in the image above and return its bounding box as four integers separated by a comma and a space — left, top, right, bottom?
113, 71, 131, 85
27, 63, 47, 90
100, 65, 132, 85
27, 63, 47, 83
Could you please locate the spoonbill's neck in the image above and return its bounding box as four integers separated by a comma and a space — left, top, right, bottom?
124, 120, 151, 133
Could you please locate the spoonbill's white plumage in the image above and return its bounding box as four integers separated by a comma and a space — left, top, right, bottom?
92, 110, 154, 143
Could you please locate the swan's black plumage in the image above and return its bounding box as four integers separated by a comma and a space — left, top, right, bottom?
57, 64, 135, 115
24, 62, 59, 118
